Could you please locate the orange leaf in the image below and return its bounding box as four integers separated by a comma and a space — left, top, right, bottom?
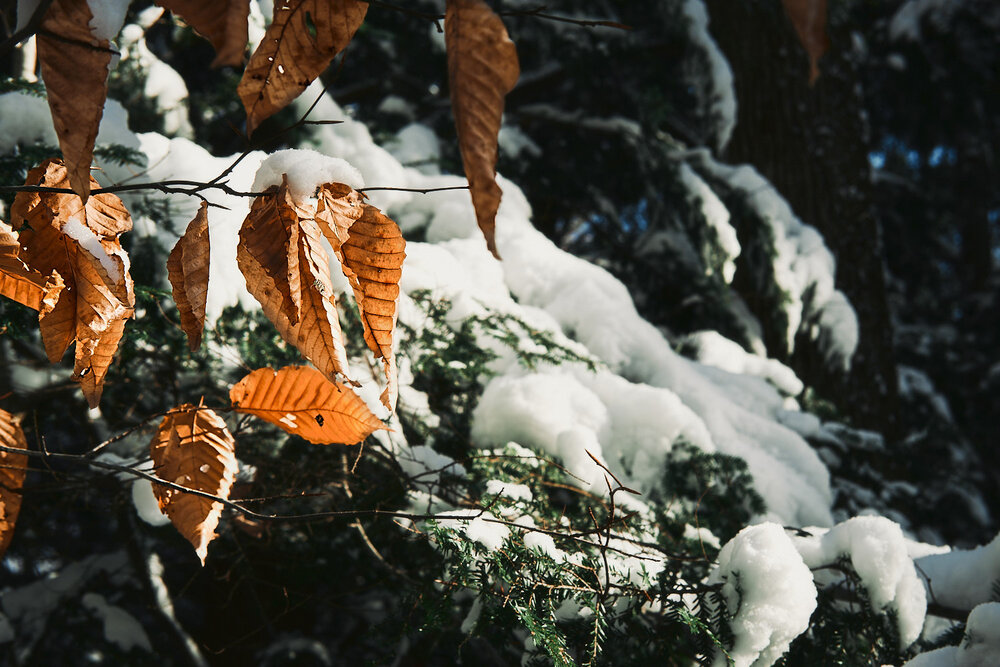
11, 159, 135, 407
238, 0, 368, 137
781, 0, 829, 85
0, 409, 29, 559
317, 183, 404, 412
0, 220, 65, 312
167, 202, 210, 351
445, 0, 520, 259
37, 0, 115, 200
150, 405, 237, 565
237, 182, 352, 382
156, 0, 251, 67
230, 366, 385, 445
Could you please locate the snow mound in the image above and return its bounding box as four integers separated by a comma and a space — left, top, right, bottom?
709, 523, 817, 667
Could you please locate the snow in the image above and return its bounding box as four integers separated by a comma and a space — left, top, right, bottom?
434, 509, 510, 551
695, 153, 859, 368
678, 163, 740, 283
790, 516, 926, 647
683, 523, 721, 549
87, 0, 130, 42
0, 93, 58, 151
252, 148, 364, 204
889, 0, 958, 41
62, 216, 123, 282
132, 461, 171, 527
903, 603, 1000, 667
682, 330, 803, 396
485, 479, 533, 503
119, 22, 193, 137
681, 0, 737, 150
708, 523, 817, 667
81, 592, 153, 652
916, 531, 1000, 612
15, 0, 43, 34
386, 123, 441, 174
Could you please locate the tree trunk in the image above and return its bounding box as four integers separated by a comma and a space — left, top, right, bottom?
705, 0, 900, 437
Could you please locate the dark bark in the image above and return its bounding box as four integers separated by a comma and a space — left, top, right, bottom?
705, 0, 901, 437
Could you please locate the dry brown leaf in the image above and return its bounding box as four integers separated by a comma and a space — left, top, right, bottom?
0, 409, 29, 559
239, 182, 302, 325
238, 0, 368, 137
445, 0, 520, 259
11, 159, 134, 407
37, 0, 115, 200
238, 183, 352, 382
781, 0, 829, 85
316, 183, 404, 411
0, 220, 65, 311
156, 0, 251, 67
230, 366, 385, 445
150, 405, 237, 565
167, 202, 210, 351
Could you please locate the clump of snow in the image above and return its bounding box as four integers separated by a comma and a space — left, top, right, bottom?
683, 523, 721, 549
485, 479, 533, 503
792, 516, 926, 647
62, 216, 123, 282
499, 125, 542, 160
434, 510, 510, 551
81, 592, 153, 652
695, 153, 859, 368
681, 0, 737, 150
131, 461, 171, 527
678, 163, 740, 283
917, 531, 1000, 612
889, 0, 958, 41
0, 93, 57, 151
119, 23, 193, 137
904, 603, 1000, 667
386, 123, 441, 174
252, 149, 364, 204
682, 330, 803, 396
87, 0, 130, 42
708, 523, 817, 667
397, 445, 466, 491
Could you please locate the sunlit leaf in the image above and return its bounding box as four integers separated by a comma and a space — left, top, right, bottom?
156, 0, 251, 67
167, 202, 210, 351
230, 366, 385, 445
0, 409, 28, 559
150, 404, 238, 565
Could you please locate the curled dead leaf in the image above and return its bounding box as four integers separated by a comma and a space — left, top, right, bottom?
156, 0, 251, 67
11, 159, 135, 407
317, 183, 404, 412
238, 181, 352, 382
0, 220, 65, 312
445, 0, 520, 258
150, 404, 238, 565
37, 0, 115, 200
167, 202, 211, 351
781, 0, 829, 85
238, 0, 368, 136
0, 409, 28, 559
230, 366, 385, 445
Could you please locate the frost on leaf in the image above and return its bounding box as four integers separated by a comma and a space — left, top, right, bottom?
445, 0, 520, 258
317, 183, 405, 412
237, 180, 352, 382
156, 0, 251, 67
167, 202, 210, 351
37, 0, 115, 200
781, 0, 829, 84
0, 409, 29, 559
230, 366, 386, 445
0, 220, 65, 312
11, 159, 134, 408
150, 405, 237, 565
238, 0, 368, 136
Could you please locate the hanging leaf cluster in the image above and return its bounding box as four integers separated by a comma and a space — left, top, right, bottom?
0, 0, 522, 564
